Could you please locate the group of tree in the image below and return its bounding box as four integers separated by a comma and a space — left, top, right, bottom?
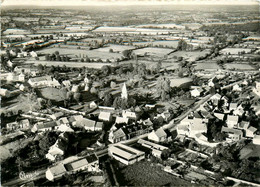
156, 77, 171, 101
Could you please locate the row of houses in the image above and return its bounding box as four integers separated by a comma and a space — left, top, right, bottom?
46, 153, 99, 181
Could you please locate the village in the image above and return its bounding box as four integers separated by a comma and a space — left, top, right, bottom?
1, 2, 260, 187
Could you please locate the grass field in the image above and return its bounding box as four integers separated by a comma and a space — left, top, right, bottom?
119, 161, 192, 186
224, 63, 255, 70
195, 62, 222, 70
133, 47, 174, 57
169, 50, 211, 62
169, 77, 193, 87
25, 59, 110, 69
220, 48, 252, 55
38, 46, 123, 60
39, 87, 66, 102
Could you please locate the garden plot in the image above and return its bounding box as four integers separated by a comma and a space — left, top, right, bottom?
133, 47, 174, 57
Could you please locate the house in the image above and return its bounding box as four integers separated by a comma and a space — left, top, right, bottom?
148, 127, 167, 142
138, 139, 168, 158
46, 138, 68, 161
109, 128, 128, 143
226, 115, 239, 128
89, 101, 97, 109
69, 115, 84, 124
179, 117, 207, 137
72, 117, 96, 131
190, 87, 203, 97
214, 113, 225, 121
252, 81, 260, 97
71, 85, 79, 93
18, 73, 25, 82
237, 121, 250, 130
98, 111, 112, 122
56, 124, 74, 132
108, 143, 145, 165
210, 93, 222, 104
28, 76, 60, 87
6, 122, 19, 130
253, 135, 260, 145
50, 112, 64, 120
229, 103, 238, 111
95, 122, 103, 131
19, 119, 30, 130
115, 116, 129, 124
46, 164, 67, 181
62, 80, 71, 87
122, 110, 137, 120
143, 118, 153, 126
30, 51, 38, 57
31, 121, 57, 133
232, 84, 242, 92
56, 117, 69, 126
0, 88, 11, 97
245, 126, 257, 138
65, 154, 99, 173
221, 126, 243, 142
19, 84, 25, 91
233, 105, 245, 116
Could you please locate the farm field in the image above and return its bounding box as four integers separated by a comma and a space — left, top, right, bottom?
133, 47, 174, 57
38, 47, 123, 60
220, 48, 252, 55
169, 77, 193, 87
132, 40, 179, 48
93, 44, 136, 53
224, 63, 255, 70
169, 49, 211, 61
195, 62, 222, 70
119, 161, 192, 186
25, 59, 110, 69
136, 23, 185, 30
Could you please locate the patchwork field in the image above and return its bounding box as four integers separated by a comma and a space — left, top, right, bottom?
133, 47, 174, 57
224, 63, 255, 70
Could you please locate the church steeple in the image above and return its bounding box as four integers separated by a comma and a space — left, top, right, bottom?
121, 83, 128, 100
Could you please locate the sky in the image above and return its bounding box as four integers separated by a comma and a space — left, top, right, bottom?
1, 0, 259, 6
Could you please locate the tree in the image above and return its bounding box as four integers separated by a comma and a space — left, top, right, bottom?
103, 93, 113, 106
101, 65, 110, 76
122, 49, 132, 59
73, 92, 81, 104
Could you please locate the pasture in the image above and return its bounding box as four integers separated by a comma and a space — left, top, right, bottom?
93, 44, 136, 53
195, 62, 222, 70
133, 47, 174, 57
220, 48, 252, 55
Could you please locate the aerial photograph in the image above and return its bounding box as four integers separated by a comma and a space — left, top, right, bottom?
0, 0, 260, 186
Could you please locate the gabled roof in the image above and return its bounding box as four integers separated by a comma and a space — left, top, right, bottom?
98, 111, 111, 121
154, 127, 167, 138
29, 75, 52, 83
214, 113, 225, 121
113, 128, 128, 138
115, 117, 129, 124
247, 126, 257, 133
227, 115, 239, 123
69, 159, 88, 170
49, 164, 67, 176
221, 126, 243, 136
37, 121, 56, 129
